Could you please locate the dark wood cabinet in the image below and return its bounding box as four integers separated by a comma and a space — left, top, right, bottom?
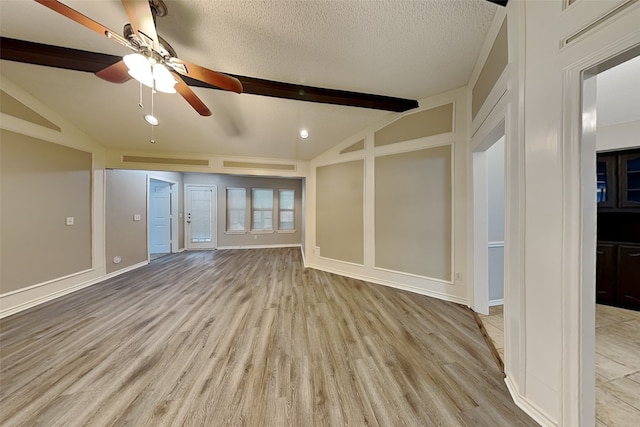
619, 152, 640, 208
597, 149, 640, 211
618, 245, 640, 309
596, 243, 617, 304
597, 155, 617, 208
596, 149, 640, 311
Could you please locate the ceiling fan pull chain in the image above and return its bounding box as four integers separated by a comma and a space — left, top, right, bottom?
150, 88, 156, 144
138, 81, 144, 108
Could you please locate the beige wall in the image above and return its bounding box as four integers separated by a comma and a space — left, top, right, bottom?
0, 90, 60, 131
374, 103, 453, 147
1, 130, 92, 293
471, 17, 508, 119
307, 87, 468, 303
183, 173, 303, 248
316, 160, 364, 264
375, 146, 452, 280
105, 170, 148, 274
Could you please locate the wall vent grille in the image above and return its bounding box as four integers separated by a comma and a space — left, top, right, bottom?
222, 161, 297, 171
122, 156, 210, 166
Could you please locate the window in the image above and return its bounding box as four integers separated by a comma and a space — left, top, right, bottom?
251, 188, 273, 231
226, 188, 246, 232
278, 189, 295, 230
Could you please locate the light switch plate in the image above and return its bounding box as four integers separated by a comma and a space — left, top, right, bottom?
66, 217, 74, 226
133, 214, 141, 221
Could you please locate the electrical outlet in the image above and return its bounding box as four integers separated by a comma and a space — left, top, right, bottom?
455, 272, 462, 280
133, 214, 141, 221
66, 217, 74, 226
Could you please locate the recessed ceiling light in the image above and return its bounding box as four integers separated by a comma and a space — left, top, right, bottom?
144, 114, 159, 126
300, 129, 309, 139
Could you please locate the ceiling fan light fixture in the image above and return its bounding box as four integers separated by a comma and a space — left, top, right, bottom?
124, 53, 153, 87
144, 114, 159, 126
152, 63, 177, 94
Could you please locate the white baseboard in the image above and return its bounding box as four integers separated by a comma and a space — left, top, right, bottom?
0, 261, 148, 319
306, 262, 468, 306
505, 375, 556, 427
217, 244, 302, 250
489, 298, 504, 306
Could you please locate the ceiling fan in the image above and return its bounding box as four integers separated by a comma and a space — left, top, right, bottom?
34, 0, 243, 117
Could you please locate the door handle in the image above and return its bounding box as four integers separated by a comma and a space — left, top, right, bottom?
628, 252, 640, 257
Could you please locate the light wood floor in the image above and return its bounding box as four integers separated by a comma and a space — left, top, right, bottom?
1, 248, 536, 426
479, 304, 640, 427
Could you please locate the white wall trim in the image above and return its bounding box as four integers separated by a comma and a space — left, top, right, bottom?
306, 262, 468, 306
0, 268, 94, 297
505, 376, 557, 427
0, 261, 148, 319
217, 244, 302, 250
372, 266, 453, 286
489, 298, 504, 307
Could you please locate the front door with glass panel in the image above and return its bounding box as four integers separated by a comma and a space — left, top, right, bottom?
185, 185, 217, 249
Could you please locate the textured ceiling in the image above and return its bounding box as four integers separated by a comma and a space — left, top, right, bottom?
0, 0, 498, 161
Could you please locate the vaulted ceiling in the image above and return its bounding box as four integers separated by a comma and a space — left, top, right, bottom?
0, 1, 499, 160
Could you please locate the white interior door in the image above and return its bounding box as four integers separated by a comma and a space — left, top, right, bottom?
149, 179, 172, 254
185, 185, 217, 250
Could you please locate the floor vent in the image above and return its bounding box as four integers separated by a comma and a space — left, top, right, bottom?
122, 156, 210, 166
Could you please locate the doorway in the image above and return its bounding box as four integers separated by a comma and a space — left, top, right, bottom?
582, 48, 640, 425
148, 178, 173, 261
185, 184, 217, 250
472, 121, 506, 315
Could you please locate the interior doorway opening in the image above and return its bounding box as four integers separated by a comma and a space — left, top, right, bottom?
582, 46, 640, 426
472, 121, 506, 315
148, 178, 174, 261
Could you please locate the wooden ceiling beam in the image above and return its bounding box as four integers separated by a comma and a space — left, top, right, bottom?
0, 37, 418, 112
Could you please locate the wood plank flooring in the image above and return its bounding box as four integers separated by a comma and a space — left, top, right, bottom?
0, 248, 537, 426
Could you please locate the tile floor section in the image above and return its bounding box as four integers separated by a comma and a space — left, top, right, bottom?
479, 304, 640, 427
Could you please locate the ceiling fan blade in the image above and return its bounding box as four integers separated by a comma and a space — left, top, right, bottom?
173, 73, 212, 116
95, 60, 131, 83
34, 0, 131, 48
484, 0, 508, 6
170, 59, 243, 94
121, 0, 159, 51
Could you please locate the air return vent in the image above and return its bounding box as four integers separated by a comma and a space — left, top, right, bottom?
122, 156, 209, 166
222, 161, 297, 171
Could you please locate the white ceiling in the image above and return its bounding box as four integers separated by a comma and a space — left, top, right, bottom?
0, 0, 498, 160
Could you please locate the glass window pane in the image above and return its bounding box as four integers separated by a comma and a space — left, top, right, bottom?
192, 189, 212, 242
252, 189, 273, 209
251, 189, 274, 230
226, 188, 246, 231
279, 189, 295, 210
278, 189, 295, 230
